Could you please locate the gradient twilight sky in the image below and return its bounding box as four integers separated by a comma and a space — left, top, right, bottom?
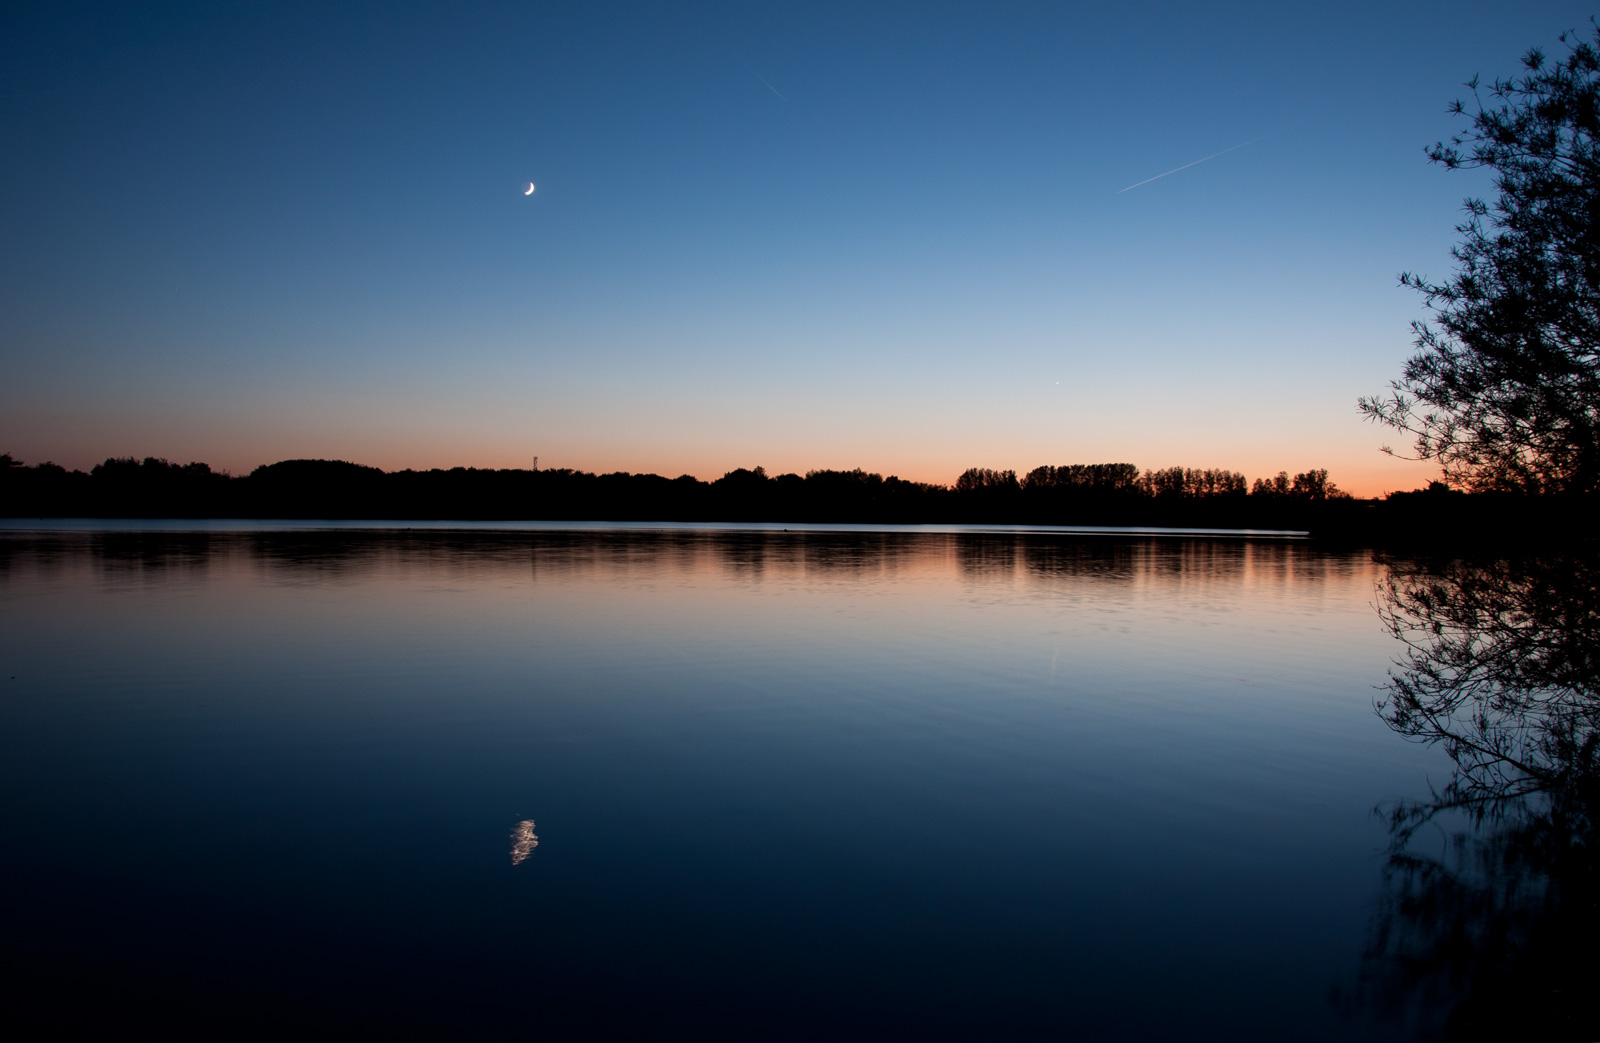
2, 1, 1592, 495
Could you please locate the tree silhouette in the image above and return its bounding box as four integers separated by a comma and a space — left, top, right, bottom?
1139, 466, 1248, 498
1, 453, 1360, 526
1360, 26, 1600, 493
954, 467, 1019, 494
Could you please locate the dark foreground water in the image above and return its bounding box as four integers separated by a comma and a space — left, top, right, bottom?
0, 527, 1584, 1039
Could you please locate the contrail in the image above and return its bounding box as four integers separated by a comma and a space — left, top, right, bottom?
742, 63, 786, 102
1117, 138, 1256, 193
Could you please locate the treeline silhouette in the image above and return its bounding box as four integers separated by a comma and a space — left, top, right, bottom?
1, 453, 1355, 526
1, 452, 1588, 538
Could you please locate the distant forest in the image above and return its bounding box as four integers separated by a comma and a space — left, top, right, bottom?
0, 453, 1583, 542
1, 454, 1345, 522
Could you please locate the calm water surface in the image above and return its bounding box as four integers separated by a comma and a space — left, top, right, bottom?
0, 529, 1451, 1038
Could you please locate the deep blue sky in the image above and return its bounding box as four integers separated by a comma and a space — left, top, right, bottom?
2, 1, 1592, 492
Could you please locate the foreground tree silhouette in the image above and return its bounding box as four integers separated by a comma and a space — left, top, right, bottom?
1360, 27, 1600, 493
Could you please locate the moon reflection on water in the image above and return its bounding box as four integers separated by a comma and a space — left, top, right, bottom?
511, 819, 539, 864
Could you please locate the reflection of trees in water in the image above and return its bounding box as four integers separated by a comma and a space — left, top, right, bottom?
1018, 537, 1337, 592
709, 531, 926, 577
35, 529, 945, 582
95, 532, 219, 579
526, 530, 933, 580
0, 532, 221, 584
1360, 553, 1600, 1040
953, 535, 1019, 576
1017, 538, 1137, 579
0, 529, 1359, 590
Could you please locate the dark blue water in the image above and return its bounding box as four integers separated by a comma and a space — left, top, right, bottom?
0, 528, 1445, 1039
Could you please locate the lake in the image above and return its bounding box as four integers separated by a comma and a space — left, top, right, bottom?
0, 525, 1557, 1039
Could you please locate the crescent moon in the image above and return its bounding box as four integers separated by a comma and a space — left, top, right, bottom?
524, 182, 535, 195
